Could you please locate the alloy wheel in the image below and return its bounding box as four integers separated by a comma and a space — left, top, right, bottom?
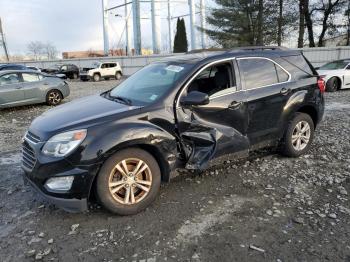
48, 91, 61, 105
108, 158, 152, 205
291, 120, 311, 151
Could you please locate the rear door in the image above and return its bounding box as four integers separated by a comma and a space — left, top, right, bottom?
176, 59, 249, 170
237, 57, 292, 145
0, 73, 24, 107
20, 72, 45, 103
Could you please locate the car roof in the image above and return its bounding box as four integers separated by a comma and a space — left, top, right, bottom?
0, 64, 26, 68
158, 47, 302, 65
0, 69, 42, 75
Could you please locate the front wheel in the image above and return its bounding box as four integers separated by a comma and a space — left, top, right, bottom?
93, 73, 101, 82
96, 148, 161, 215
280, 113, 314, 157
46, 90, 63, 106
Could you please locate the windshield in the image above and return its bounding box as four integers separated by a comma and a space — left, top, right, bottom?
319, 61, 348, 70
108, 63, 191, 106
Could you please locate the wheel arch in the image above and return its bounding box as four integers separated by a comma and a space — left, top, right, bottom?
327, 76, 342, 90
296, 105, 318, 128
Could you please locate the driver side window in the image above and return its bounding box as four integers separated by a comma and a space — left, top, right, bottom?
187, 62, 235, 98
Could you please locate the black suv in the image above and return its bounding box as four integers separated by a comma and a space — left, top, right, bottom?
42, 64, 79, 79
22, 47, 325, 215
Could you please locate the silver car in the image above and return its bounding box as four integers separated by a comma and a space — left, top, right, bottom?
0, 70, 70, 108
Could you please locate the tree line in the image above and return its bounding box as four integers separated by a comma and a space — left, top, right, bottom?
204, 0, 349, 48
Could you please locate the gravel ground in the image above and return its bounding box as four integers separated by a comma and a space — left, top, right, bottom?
0, 81, 350, 261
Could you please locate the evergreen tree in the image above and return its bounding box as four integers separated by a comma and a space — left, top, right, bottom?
173, 18, 188, 52
204, 0, 297, 48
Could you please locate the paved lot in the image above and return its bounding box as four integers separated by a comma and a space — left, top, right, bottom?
1, 81, 350, 261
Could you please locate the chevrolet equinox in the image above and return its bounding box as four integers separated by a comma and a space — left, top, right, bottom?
22, 47, 325, 215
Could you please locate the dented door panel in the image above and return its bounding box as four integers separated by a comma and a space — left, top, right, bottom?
176, 91, 249, 170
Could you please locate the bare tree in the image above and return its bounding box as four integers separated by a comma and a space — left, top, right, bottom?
303, 0, 347, 47
298, 0, 306, 47
44, 42, 58, 59
27, 41, 44, 60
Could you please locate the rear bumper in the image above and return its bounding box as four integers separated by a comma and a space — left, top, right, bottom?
23, 172, 88, 212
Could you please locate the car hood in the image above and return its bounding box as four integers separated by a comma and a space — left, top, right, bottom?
30, 94, 141, 139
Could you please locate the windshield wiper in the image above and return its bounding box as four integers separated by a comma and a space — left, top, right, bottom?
108, 93, 132, 105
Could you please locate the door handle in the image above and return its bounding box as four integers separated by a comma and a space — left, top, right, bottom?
280, 87, 291, 95
228, 101, 243, 110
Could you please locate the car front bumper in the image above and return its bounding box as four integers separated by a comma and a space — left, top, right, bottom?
21, 138, 100, 213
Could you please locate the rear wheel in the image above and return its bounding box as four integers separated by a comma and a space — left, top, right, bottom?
115, 72, 122, 80
46, 90, 63, 106
96, 148, 161, 215
93, 73, 101, 82
280, 113, 314, 157
326, 77, 340, 92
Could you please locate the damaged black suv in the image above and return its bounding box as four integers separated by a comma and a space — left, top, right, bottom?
22, 47, 325, 215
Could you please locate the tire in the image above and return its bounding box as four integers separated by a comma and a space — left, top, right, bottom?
46, 89, 63, 106
326, 77, 340, 92
280, 113, 314, 157
96, 148, 161, 215
93, 73, 101, 82
115, 72, 122, 80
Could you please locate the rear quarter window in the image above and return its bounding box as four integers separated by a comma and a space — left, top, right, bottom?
279, 55, 316, 79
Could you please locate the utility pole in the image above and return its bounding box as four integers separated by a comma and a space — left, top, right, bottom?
200, 0, 206, 49
125, 0, 132, 55
132, 0, 142, 55
189, 0, 196, 50
0, 18, 9, 61
167, 0, 172, 52
102, 0, 109, 56
151, 0, 161, 54
347, 0, 350, 46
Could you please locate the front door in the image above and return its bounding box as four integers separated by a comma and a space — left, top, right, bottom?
175, 59, 249, 170
0, 73, 24, 107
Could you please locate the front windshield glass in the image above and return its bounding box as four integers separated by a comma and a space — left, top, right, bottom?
319, 61, 348, 70
108, 63, 191, 106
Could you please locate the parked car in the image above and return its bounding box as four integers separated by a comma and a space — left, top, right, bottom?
42, 64, 79, 79
0, 70, 69, 108
27, 66, 42, 72
22, 47, 324, 215
317, 59, 350, 92
80, 62, 122, 81
0, 63, 27, 71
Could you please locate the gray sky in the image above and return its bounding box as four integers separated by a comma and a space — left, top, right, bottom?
0, 0, 199, 57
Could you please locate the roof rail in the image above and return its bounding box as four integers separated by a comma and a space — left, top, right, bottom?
231, 46, 289, 51
186, 48, 227, 54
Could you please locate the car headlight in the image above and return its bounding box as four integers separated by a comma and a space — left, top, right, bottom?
42, 129, 87, 157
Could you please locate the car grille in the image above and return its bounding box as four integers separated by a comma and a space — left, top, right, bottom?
22, 142, 37, 170
26, 131, 41, 144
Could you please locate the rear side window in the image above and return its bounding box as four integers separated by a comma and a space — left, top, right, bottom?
109, 63, 116, 67
238, 58, 279, 90
22, 73, 40, 82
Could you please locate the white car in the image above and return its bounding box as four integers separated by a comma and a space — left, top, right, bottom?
317, 59, 350, 92
80, 62, 123, 82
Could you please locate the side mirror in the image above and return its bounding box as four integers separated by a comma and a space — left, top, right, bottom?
180, 91, 209, 107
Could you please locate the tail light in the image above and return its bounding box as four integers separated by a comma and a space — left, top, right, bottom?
317, 77, 325, 93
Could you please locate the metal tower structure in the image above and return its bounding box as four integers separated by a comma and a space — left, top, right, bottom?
0, 17, 9, 61
102, 0, 109, 56
132, 0, 142, 55
188, 0, 197, 50
200, 0, 206, 49
151, 0, 161, 54
124, 0, 132, 55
